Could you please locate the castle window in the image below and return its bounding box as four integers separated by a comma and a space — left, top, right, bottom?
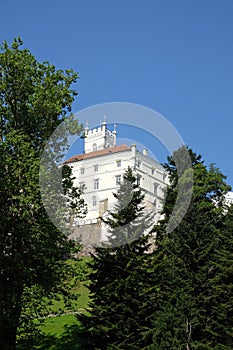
94, 164, 98, 172
94, 179, 99, 190
80, 168, 85, 175
116, 160, 121, 167
136, 160, 141, 168
79, 182, 85, 191
92, 196, 97, 207
93, 143, 97, 152
151, 168, 155, 175
153, 183, 159, 195
116, 175, 121, 185
136, 175, 141, 186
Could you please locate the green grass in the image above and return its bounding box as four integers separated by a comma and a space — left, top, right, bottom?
37, 257, 92, 349
17, 257, 92, 349
41, 314, 79, 335
34, 315, 86, 350
43, 256, 92, 315
45, 282, 90, 315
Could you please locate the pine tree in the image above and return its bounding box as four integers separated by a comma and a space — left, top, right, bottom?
205, 204, 233, 348
140, 147, 231, 349
79, 167, 153, 349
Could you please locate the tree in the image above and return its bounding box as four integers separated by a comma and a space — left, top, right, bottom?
0, 38, 85, 350
140, 147, 232, 349
205, 204, 233, 347
79, 167, 153, 349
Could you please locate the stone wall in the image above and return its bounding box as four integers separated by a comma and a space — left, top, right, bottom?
69, 221, 102, 255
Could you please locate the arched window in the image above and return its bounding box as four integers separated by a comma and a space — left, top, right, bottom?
92, 196, 97, 207
94, 179, 99, 190
93, 143, 97, 152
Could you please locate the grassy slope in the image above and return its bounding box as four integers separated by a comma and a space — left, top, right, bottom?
35, 315, 85, 350
18, 257, 92, 350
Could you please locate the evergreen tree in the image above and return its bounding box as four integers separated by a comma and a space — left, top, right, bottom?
205, 204, 233, 348
140, 147, 231, 349
79, 167, 153, 349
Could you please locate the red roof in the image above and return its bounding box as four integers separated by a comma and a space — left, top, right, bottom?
65, 144, 130, 164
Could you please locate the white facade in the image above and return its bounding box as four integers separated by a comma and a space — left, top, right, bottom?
225, 191, 233, 206
65, 122, 168, 242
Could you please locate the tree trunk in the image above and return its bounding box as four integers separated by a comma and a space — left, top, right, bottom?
0, 283, 23, 350
186, 318, 192, 350
0, 320, 17, 350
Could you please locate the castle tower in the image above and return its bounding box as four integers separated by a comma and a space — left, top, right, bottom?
84, 118, 117, 154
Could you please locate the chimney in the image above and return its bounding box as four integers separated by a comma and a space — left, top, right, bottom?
131, 144, 136, 158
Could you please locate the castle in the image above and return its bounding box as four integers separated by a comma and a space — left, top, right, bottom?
65, 120, 168, 246
65, 121, 233, 248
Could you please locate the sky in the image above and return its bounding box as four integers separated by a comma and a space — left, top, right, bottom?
1, 0, 233, 187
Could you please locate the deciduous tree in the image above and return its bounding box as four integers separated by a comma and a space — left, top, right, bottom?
0, 38, 84, 350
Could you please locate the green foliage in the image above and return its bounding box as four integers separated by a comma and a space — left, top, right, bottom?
141, 147, 233, 349
205, 205, 233, 347
79, 167, 153, 349
0, 37, 79, 148
0, 37, 84, 350
16, 257, 91, 350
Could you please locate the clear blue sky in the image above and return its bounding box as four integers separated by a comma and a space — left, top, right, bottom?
1, 0, 233, 187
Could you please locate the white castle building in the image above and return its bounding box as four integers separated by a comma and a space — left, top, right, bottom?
65, 121, 168, 245
225, 191, 233, 206
65, 121, 233, 247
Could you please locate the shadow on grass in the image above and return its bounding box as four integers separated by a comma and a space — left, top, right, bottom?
35, 324, 87, 350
